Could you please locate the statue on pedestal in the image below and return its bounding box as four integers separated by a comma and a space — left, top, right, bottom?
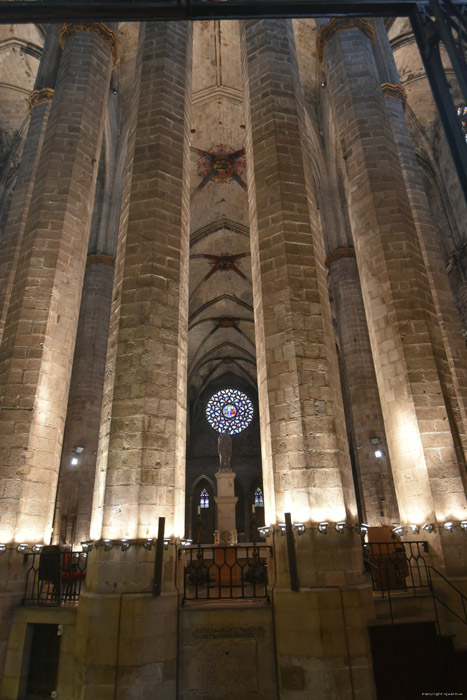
218, 430, 232, 471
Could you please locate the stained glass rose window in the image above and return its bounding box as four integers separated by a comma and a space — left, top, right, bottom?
206, 388, 253, 435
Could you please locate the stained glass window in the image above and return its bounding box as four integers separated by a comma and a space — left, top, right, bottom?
200, 488, 209, 509
458, 105, 467, 142
254, 487, 264, 508
206, 388, 254, 435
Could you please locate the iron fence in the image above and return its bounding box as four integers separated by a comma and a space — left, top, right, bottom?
22, 547, 87, 606
362, 540, 430, 593
180, 545, 272, 603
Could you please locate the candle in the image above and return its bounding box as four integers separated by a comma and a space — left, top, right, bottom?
251, 504, 255, 514
197, 506, 201, 515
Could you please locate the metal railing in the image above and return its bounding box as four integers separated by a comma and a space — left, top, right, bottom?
23, 547, 87, 606
180, 545, 272, 604
428, 565, 467, 635
363, 540, 430, 594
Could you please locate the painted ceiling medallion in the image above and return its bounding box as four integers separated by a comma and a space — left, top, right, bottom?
192, 144, 247, 198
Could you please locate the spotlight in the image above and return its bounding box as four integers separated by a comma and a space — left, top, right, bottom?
422, 523, 434, 534
257, 526, 272, 537
73, 445, 85, 454
409, 524, 419, 535
17, 543, 28, 553
81, 540, 94, 552
0, 544, 6, 553
32, 544, 43, 553
318, 522, 329, 534
335, 521, 346, 534
320, 81, 326, 88
163, 538, 171, 549
370, 437, 383, 445
120, 539, 130, 552
392, 525, 407, 536
293, 523, 306, 535
355, 523, 370, 536
144, 538, 153, 550
278, 523, 287, 535
180, 539, 192, 547
103, 539, 113, 551
460, 521, 467, 532
70, 457, 78, 466
374, 449, 385, 459
444, 521, 454, 533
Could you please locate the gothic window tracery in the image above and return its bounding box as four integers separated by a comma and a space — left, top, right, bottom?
254, 487, 264, 508
205, 388, 253, 435
200, 488, 210, 509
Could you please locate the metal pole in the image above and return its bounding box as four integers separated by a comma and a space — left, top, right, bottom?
153, 516, 165, 597
284, 512, 299, 592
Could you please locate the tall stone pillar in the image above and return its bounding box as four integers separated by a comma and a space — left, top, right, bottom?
318, 19, 467, 573
0, 26, 61, 345
74, 22, 192, 700
241, 19, 375, 699
327, 248, 399, 526
0, 20, 114, 682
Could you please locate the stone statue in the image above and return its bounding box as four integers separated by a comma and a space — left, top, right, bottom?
218, 431, 232, 471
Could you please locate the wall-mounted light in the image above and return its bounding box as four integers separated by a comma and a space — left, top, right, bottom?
163, 538, 171, 550
444, 521, 454, 533
370, 437, 383, 445
335, 521, 346, 534
73, 445, 84, 454
374, 449, 385, 459
103, 539, 113, 551
121, 539, 130, 552
32, 544, 43, 553
293, 523, 306, 535
355, 523, 370, 536
17, 543, 28, 553
409, 524, 419, 535
180, 539, 193, 547
0, 544, 6, 553
318, 522, 329, 534
277, 523, 287, 536
257, 526, 272, 537
422, 523, 434, 534
81, 540, 94, 552
144, 538, 153, 550
460, 521, 467, 532
392, 525, 407, 536
70, 457, 78, 466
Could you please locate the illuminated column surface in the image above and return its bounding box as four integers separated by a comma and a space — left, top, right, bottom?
0, 24, 114, 545
319, 19, 467, 570
99, 21, 192, 541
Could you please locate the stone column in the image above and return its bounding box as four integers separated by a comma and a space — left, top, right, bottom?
319, 19, 467, 572
0, 26, 61, 345
327, 248, 399, 526
0, 20, 114, 683
53, 255, 115, 546
241, 19, 375, 699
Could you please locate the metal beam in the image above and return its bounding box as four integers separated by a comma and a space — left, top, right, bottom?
0, 0, 463, 24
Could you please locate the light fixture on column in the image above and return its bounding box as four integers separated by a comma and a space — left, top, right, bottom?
73, 445, 85, 454
0, 544, 6, 553
335, 521, 346, 534
293, 523, 306, 535
277, 523, 287, 535
392, 525, 407, 536
81, 541, 94, 552
355, 523, 370, 536
163, 538, 171, 549
422, 523, 434, 534
180, 538, 192, 547
103, 539, 113, 551
460, 521, 467, 532
70, 457, 78, 466
257, 526, 272, 537
374, 449, 385, 459
144, 538, 153, 550
444, 521, 454, 533
32, 544, 43, 553
318, 522, 329, 534
17, 543, 28, 553
120, 539, 130, 552
409, 524, 419, 535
